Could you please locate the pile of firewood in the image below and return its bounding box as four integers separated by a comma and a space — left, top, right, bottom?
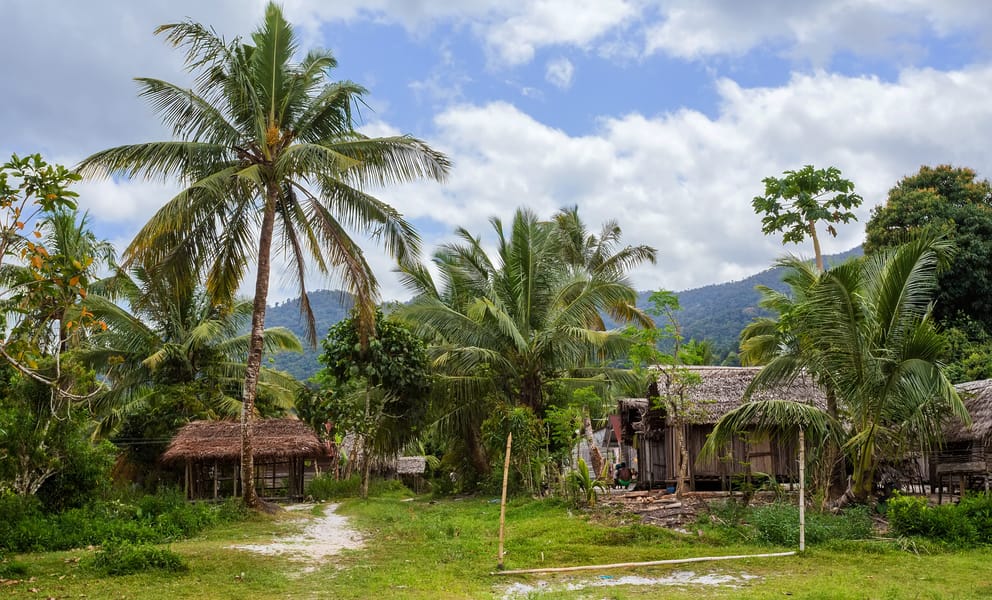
602, 490, 704, 528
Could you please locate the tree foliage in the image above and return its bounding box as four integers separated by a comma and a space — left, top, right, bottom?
396, 207, 650, 479
753, 165, 862, 270
318, 310, 431, 456
865, 165, 992, 332
78, 3, 448, 507
712, 235, 968, 502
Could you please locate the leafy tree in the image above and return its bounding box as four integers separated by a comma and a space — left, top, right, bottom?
864, 165, 992, 332
710, 236, 968, 504
0, 156, 105, 398
396, 208, 647, 478
318, 310, 431, 498
627, 290, 703, 497
0, 361, 108, 498
753, 165, 862, 271
78, 4, 449, 507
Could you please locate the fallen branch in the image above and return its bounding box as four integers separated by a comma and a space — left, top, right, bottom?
492, 551, 796, 576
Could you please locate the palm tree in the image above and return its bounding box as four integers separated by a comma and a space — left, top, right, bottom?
707, 235, 969, 503
79, 266, 302, 441
78, 4, 449, 506
78, 267, 302, 436
397, 208, 647, 477
552, 205, 656, 329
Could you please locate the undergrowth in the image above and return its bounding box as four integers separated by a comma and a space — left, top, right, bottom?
0, 488, 247, 554
699, 500, 873, 546
305, 475, 413, 501
89, 540, 188, 576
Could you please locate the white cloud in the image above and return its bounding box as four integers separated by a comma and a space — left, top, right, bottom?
362, 64, 992, 299
545, 57, 575, 89
643, 0, 989, 63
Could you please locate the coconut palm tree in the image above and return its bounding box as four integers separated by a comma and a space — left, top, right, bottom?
79, 266, 302, 441
397, 208, 647, 477
707, 235, 969, 503
77, 4, 449, 506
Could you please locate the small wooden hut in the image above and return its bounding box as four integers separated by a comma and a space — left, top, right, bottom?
619, 366, 826, 491
931, 379, 992, 497
161, 419, 329, 501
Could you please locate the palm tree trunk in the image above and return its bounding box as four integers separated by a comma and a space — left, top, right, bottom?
581, 408, 604, 480
240, 186, 278, 509
808, 220, 824, 272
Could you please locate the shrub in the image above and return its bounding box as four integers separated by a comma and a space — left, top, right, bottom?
887, 492, 991, 546
306, 474, 413, 500
307, 474, 361, 500
747, 503, 872, 546
90, 540, 187, 576
0, 489, 248, 554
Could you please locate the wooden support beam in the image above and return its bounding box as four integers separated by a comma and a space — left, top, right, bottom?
493, 551, 797, 576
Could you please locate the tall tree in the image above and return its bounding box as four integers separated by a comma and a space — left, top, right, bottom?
396, 208, 648, 477
711, 236, 968, 503
752, 165, 862, 271
865, 165, 992, 332
317, 310, 431, 498
78, 4, 449, 507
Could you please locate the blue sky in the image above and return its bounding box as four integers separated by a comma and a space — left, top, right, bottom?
3, 1, 992, 302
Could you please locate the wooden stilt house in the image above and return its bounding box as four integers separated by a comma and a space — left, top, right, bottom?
161, 419, 330, 501
619, 366, 826, 491
932, 379, 992, 498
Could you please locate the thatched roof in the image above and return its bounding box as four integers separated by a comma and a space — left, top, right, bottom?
161, 419, 326, 464
644, 365, 827, 424
943, 379, 992, 444
396, 456, 427, 475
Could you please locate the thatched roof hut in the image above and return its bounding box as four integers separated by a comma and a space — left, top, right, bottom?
931, 380, 992, 498
645, 365, 827, 423
161, 419, 325, 464
162, 419, 327, 501
620, 366, 827, 490
944, 379, 992, 444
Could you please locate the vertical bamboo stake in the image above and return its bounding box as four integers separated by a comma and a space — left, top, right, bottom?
798, 427, 806, 552
497, 432, 513, 570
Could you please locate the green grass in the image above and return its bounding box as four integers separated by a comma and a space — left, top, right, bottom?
3, 497, 991, 599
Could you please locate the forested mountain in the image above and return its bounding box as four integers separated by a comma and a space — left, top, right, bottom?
267, 290, 353, 380
269, 247, 863, 379
664, 246, 863, 362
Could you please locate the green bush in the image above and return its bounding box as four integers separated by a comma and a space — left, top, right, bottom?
307, 474, 361, 500
90, 540, 187, 576
306, 474, 413, 500
747, 503, 872, 546
0, 489, 247, 554
887, 492, 991, 546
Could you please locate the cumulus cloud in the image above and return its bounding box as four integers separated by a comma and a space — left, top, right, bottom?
545, 57, 575, 89
362, 64, 992, 299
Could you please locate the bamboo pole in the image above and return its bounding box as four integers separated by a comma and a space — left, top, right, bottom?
493, 551, 797, 576
798, 427, 806, 552
497, 432, 513, 570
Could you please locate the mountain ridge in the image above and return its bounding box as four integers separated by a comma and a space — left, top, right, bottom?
267, 247, 864, 379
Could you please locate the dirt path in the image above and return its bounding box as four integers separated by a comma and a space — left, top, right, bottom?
233, 503, 364, 562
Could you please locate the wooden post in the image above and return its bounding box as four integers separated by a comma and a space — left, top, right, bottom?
234, 461, 240, 498
184, 462, 190, 499
798, 427, 806, 553
497, 432, 513, 570
213, 461, 219, 500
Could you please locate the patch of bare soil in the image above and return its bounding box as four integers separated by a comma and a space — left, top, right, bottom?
233, 503, 364, 563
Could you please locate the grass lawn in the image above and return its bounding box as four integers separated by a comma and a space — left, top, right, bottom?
3, 495, 991, 599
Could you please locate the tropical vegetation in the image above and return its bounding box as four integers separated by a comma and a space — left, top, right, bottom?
76, 3, 449, 507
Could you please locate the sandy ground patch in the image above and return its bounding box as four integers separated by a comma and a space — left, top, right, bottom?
500, 571, 759, 598
233, 503, 364, 562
